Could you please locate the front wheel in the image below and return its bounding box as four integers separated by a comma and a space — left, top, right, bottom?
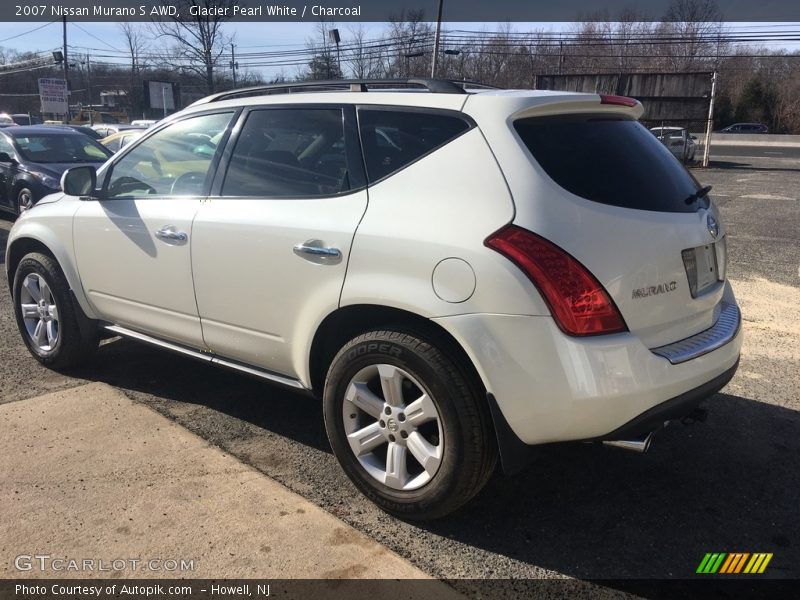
323, 330, 497, 520
13, 252, 98, 369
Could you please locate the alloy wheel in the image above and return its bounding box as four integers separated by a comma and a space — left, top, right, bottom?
342, 364, 444, 491
19, 273, 59, 352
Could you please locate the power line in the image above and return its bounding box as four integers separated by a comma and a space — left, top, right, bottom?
0, 21, 57, 44
71, 22, 124, 53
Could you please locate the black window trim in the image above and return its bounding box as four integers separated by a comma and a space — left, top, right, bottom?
98, 107, 242, 201
209, 103, 367, 200
355, 105, 476, 187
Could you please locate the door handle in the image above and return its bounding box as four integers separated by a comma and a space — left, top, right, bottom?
155, 225, 188, 244
293, 240, 342, 265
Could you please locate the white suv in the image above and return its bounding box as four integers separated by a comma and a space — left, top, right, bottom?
6, 79, 742, 519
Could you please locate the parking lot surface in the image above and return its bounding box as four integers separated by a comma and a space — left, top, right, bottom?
1, 156, 798, 591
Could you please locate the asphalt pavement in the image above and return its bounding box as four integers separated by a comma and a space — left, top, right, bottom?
0, 157, 798, 594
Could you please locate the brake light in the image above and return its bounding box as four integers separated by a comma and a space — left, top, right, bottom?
485, 225, 627, 336
600, 94, 638, 107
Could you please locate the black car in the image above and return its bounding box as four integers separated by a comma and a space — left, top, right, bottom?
717, 122, 769, 134
0, 126, 112, 214
40, 124, 105, 140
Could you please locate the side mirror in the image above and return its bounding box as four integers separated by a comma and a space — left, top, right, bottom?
0, 151, 16, 164
691, 135, 698, 141
61, 166, 97, 197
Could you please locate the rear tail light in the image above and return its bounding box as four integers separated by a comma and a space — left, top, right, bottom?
599, 94, 638, 107
485, 225, 627, 336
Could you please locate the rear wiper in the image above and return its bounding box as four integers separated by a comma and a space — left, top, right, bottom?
685, 185, 713, 205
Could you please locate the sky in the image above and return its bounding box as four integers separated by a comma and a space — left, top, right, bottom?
0, 20, 798, 81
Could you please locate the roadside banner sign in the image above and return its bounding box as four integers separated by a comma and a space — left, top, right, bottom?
38, 78, 68, 114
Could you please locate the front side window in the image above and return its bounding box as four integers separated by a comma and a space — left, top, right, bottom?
358, 109, 471, 183
221, 108, 349, 198
105, 112, 233, 198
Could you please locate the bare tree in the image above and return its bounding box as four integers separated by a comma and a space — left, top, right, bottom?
346, 24, 385, 79
119, 23, 149, 117
151, 0, 235, 94
387, 10, 433, 77
301, 20, 343, 80
659, 0, 725, 71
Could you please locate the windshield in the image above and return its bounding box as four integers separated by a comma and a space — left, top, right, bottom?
14, 134, 112, 163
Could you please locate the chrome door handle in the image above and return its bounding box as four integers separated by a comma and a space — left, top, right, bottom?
155, 226, 188, 244
293, 240, 342, 265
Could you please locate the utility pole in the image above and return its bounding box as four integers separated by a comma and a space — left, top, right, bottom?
329, 29, 341, 77
62, 16, 70, 123
702, 71, 717, 168
431, 0, 444, 78
85, 54, 93, 125
230, 43, 238, 88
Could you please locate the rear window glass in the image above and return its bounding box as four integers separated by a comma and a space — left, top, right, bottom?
514, 115, 707, 213
358, 109, 470, 183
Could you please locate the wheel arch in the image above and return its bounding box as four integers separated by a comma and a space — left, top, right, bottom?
6, 232, 95, 319
308, 304, 487, 400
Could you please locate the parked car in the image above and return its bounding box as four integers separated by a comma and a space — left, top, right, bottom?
6, 80, 741, 519
99, 129, 145, 153
46, 124, 105, 140
10, 114, 42, 126
0, 114, 15, 127
717, 123, 768, 134
130, 119, 158, 127
92, 124, 142, 139
0, 126, 112, 214
650, 126, 697, 162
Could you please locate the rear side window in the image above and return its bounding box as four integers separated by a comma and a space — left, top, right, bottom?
358, 109, 470, 183
515, 115, 707, 213
222, 108, 349, 197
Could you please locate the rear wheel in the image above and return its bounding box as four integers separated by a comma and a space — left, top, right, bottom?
323, 330, 497, 520
13, 252, 98, 369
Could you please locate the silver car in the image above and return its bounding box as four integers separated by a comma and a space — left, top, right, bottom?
650, 126, 697, 163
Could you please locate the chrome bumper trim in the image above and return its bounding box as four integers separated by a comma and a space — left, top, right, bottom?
651, 301, 741, 365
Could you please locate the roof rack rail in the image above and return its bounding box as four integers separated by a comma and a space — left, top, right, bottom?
189, 78, 498, 107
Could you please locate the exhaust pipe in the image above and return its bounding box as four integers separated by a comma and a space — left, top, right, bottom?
602, 430, 655, 454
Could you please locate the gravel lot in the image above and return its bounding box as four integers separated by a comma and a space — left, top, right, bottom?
1, 156, 798, 592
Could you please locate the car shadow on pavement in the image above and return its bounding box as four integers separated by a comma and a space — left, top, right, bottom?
424, 391, 800, 583
79, 338, 799, 585
72, 336, 330, 452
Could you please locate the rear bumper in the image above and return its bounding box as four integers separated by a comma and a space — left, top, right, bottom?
432, 285, 743, 447
594, 357, 738, 440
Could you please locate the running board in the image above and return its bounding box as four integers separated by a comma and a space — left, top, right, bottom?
104, 325, 306, 390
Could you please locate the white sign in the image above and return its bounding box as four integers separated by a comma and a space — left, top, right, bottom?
148, 81, 175, 110
38, 78, 68, 115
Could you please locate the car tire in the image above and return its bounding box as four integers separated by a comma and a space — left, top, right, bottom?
15, 186, 34, 214
323, 329, 497, 520
12, 252, 98, 369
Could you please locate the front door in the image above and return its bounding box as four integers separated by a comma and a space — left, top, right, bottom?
73, 110, 236, 347
191, 106, 368, 378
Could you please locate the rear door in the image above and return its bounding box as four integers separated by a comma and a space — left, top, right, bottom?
191, 105, 368, 378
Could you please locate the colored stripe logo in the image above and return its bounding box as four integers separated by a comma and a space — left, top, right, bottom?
697, 552, 773, 574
